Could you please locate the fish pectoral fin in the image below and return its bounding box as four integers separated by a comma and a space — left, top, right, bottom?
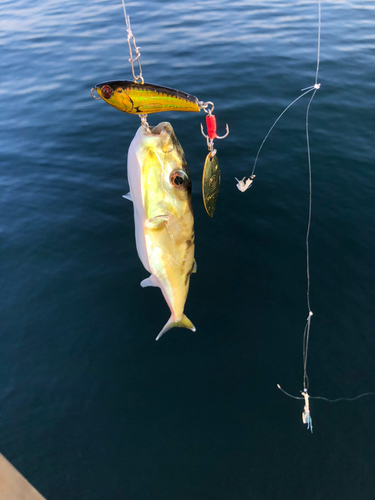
192, 260, 197, 273
145, 214, 171, 229
140, 275, 159, 288
155, 314, 196, 341
122, 192, 132, 201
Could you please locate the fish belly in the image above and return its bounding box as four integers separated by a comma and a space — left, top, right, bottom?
145, 216, 194, 321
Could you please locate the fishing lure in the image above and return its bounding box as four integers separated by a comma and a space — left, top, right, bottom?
124, 121, 196, 340
202, 154, 220, 218
200, 106, 229, 217
91, 80, 201, 114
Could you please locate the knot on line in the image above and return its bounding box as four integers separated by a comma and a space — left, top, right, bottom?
301, 83, 321, 92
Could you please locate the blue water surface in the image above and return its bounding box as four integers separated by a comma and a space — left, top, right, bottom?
1, 1, 375, 498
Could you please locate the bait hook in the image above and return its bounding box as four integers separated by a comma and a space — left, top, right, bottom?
200, 113, 229, 145
199, 101, 229, 157
200, 122, 229, 140
301, 388, 313, 433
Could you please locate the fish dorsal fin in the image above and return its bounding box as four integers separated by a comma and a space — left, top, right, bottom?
192, 260, 197, 273
140, 275, 159, 288
122, 192, 132, 201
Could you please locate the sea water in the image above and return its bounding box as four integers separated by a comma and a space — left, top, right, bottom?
1, 1, 375, 498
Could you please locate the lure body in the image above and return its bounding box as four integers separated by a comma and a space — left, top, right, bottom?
202, 153, 220, 218
126, 122, 196, 340
93, 80, 200, 114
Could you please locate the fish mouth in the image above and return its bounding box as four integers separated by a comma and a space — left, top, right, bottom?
147, 122, 178, 154
150, 122, 173, 135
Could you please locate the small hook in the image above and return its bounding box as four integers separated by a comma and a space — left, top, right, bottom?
200, 115, 229, 141
235, 175, 255, 192
215, 123, 229, 140
90, 87, 101, 100
200, 123, 209, 139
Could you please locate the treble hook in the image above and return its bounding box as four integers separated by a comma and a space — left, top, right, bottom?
216, 125, 230, 140
200, 114, 229, 141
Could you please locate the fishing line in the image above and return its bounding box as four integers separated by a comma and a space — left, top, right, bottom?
233, 2, 321, 433
239, 1, 322, 418
235, 0, 321, 193
252, 87, 317, 179
234, 87, 317, 192
278, 1, 375, 432
238, 0, 374, 431
277, 385, 375, 403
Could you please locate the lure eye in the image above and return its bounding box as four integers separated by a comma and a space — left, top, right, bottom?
101, 85, 113, 99
170, 170, 187, 189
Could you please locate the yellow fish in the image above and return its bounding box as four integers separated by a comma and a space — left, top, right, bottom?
125, 122, 196, 340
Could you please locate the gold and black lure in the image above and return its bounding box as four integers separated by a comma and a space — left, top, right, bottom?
91, 80, 201, 114
90, 0, 228, 217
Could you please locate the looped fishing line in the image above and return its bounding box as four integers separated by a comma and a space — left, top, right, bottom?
266, 0, 375, 430
238, 0, 322, 407
234, 0, 374, 430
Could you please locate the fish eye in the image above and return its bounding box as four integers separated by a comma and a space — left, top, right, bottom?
101, 85, 113, 99
170, 170, 187, 189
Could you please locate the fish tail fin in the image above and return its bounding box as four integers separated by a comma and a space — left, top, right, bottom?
155, 314, 196, 341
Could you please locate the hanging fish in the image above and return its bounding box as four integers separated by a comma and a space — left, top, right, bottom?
124, 122, 196, 340
91, 80, 201, 114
